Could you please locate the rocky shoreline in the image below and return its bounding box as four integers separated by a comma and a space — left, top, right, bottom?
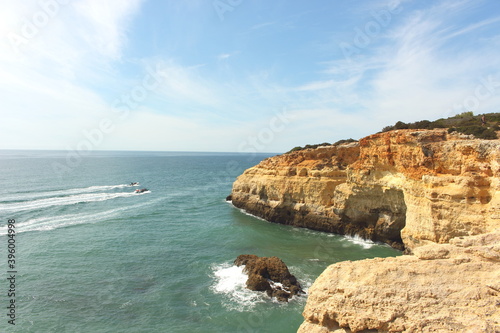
229, 129, 500, 332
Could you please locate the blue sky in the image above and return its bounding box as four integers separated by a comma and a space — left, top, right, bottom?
2, 0, 500, 153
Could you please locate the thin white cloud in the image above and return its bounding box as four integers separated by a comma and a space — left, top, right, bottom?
73, 0, 144, 60
443, 16, 500, 40
217, 52, 239, 61
364, 0, 500, 122
251, 22, 275, 30
218, 53, 232, 60
153, 59, 221, 108
295, 80, 335, 92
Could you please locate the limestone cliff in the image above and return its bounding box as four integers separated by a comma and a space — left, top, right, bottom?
298, 231, 500, 332
230, 128, 500, 332
230, 129, 500, 251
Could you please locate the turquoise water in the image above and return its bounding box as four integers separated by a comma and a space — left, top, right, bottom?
0, 151, 401, 333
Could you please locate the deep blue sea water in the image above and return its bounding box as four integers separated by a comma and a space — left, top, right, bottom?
0, 150, 401, 333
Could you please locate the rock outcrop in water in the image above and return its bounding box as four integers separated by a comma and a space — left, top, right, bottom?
230, 129, 500, 252
234, 254, 303, 302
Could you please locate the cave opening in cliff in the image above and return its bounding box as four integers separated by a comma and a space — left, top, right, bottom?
342, 187, 407, 249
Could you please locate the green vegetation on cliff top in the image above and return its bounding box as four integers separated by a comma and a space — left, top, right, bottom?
286, 112, 500, 154
286, 139, 357, 154
381, 111, 500, 139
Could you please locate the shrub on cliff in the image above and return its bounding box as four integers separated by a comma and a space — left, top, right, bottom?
285, 139, 358, 154
286, 142, 332, 154
448, 125, 498, 139
456, 111, 474, 118
382, 112, 499, 140
383, 119, 442, 131
333, 138, 357, 146
288, 146, 305, 153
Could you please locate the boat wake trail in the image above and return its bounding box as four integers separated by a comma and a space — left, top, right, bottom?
0, 184, 150, 213
0, 199, 158, 235
2, 184, 134, 203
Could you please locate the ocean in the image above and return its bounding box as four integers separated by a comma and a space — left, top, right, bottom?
0, 150, 401, 333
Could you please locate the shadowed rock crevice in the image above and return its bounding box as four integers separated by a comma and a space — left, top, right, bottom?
231, 187, 407, 251
335, 186, 407, 249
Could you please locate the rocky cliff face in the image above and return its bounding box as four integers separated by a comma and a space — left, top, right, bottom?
230, 128, 500, 332
230, 129, 500, 251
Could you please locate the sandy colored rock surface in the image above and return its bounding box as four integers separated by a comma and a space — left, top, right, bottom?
230, 129, 500, 251
298, 232, 500, 332
229, 129, 500, 332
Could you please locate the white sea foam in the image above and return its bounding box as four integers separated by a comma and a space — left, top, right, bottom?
343, 234, 376, 249
268, 280, 285, 290
230, 204, 269, 223
119, 301, 133, 309
211, 262, 308, 310
0, 190, 148, 213
2, 184, 133, 203
240, 209, 268, 222
211, 263, 267, 311
0, 196, 157, 235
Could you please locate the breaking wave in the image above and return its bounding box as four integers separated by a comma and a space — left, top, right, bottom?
210, 263, 268, 311
342, 234, 376, 249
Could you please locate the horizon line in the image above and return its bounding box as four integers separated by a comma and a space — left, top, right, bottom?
0, 148, 282, 155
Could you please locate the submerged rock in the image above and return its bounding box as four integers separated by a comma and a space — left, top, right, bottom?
234, 254, 303, 302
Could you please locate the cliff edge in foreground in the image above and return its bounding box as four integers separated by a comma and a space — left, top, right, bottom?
298, 231, 500, 332
230, 129, 500, 251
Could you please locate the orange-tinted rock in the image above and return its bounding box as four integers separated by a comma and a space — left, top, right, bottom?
230, 130, 500, 251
